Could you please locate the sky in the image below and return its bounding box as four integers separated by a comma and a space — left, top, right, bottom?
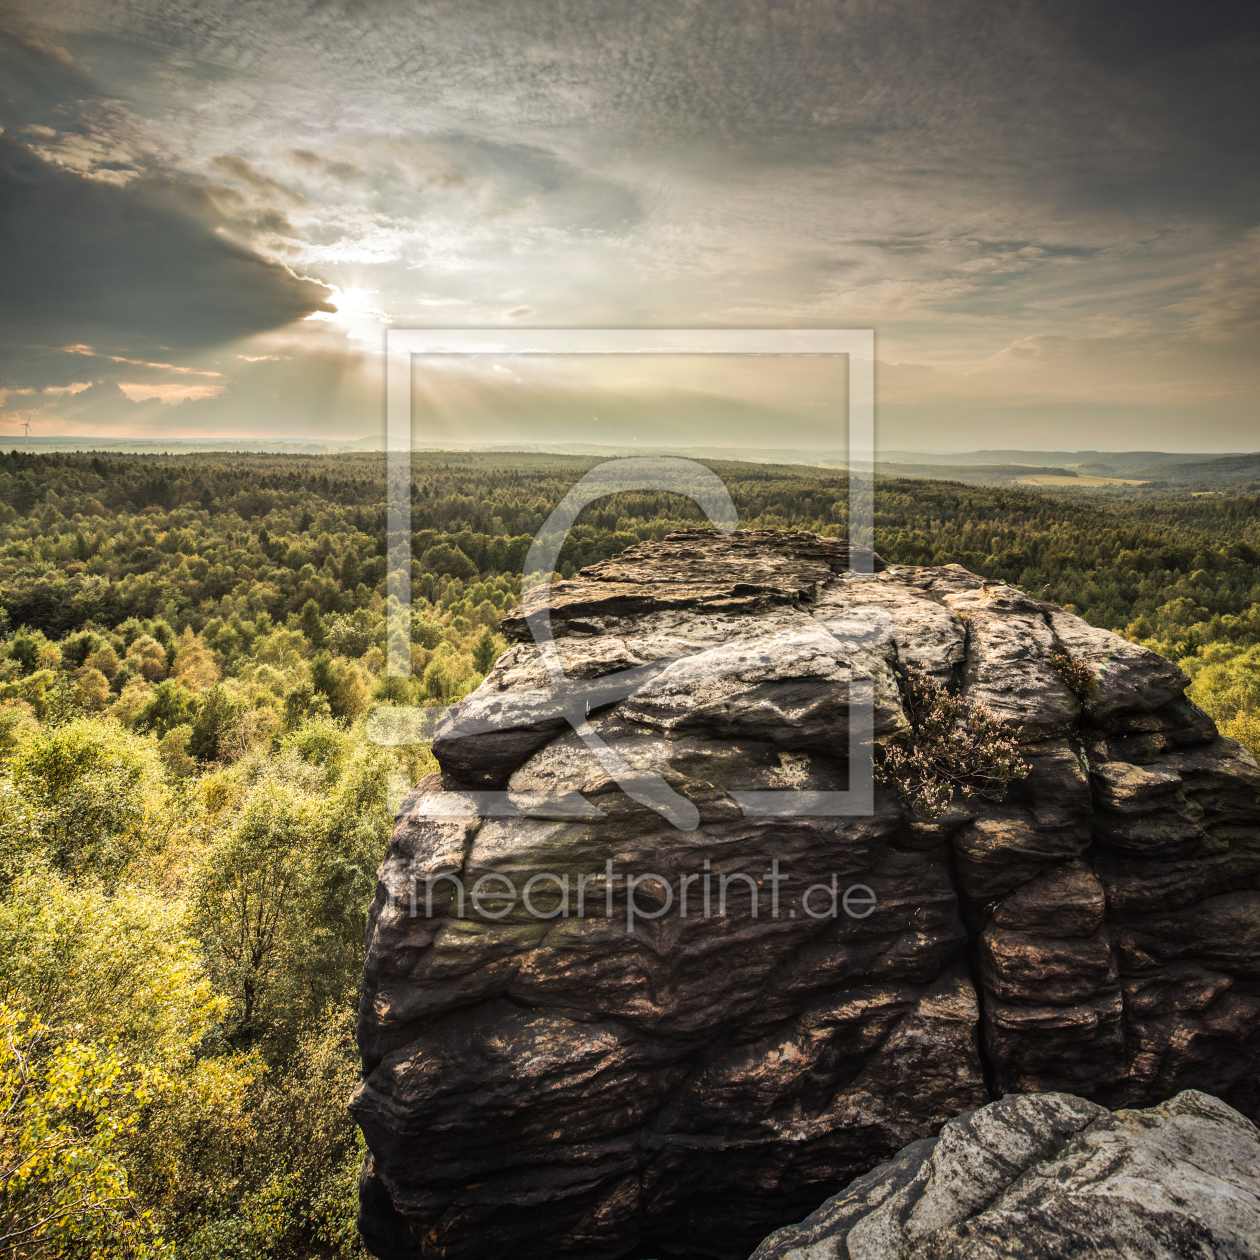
1, 0, 1258, 452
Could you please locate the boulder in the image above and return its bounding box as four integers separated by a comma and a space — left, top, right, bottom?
352, 530, 1260, 1260
749, 1088, 1260, 1260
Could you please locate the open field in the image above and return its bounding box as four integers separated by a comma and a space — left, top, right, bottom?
1015, 473, 1149, 487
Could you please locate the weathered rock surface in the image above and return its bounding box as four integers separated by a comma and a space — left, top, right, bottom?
352, 530, 1260, 1260
750, 1088, 1260, 1260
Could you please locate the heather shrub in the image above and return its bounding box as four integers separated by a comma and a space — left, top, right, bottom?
1049, 650, 1097, 698
877, 666, 1030, 818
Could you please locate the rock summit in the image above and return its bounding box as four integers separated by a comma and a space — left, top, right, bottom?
352, 529, 1260, 1260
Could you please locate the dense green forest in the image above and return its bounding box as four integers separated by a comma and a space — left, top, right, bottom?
4, 448, 1260, 652
1, 448, 1258, 1257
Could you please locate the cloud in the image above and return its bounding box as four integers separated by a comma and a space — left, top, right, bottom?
210, 155, 308, 206
0, 135, 333, 389
1, 333, 381, 441
1190, 226, 1260, 341
1, 380, 165, 439
874, 321, 1260, 452
2, 0, 1259, 447
287, 149, 369, 186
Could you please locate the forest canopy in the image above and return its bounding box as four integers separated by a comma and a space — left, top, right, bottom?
1, 447, 1258, 1256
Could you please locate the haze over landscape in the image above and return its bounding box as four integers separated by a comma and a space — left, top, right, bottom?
2, 0, 1258, 453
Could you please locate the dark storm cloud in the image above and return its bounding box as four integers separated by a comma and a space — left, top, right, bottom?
0, 17, 332, 392
0, 20, 97, 129
0, 135, 333, 389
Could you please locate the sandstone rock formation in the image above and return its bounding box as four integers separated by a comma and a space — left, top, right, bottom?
351, 529, 1260, 1260
750, 1088, 1260, 1260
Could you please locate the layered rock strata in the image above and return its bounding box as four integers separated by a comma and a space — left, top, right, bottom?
750, 1088, 1260, 1260
352, 529, 1260, 1260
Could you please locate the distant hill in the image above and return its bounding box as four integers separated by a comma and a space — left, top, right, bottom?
4, 438, 1251, 488
864, 463, 1079, 486
878, 450, 1235, 476
0, 435, 385, 455
1130, 452, 1260, 486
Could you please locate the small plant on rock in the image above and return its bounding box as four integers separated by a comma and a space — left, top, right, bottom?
877, 666, 1030, 818
1049, 650, 1097, 699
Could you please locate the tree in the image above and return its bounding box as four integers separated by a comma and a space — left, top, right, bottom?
6, 720, 165, 881
333, 667, 368, 721
171, 632, 220, 692
133, 679, 198, 738
0, 861, 259, 1256
73, 667, 111, 713
419, 543, 477, 580
408, 617, 441, 655
1185, 642, 1260, 727
9, 474, 40, 514
124, 636, 167, 683
84, 644, 120, 680
159, 725, 196, 777
421, 654, 452, 702
298, 599, 325, 647
110, 680, 153, 730
471, 625, 501, 673
189, 782, 318, 1048
187, 745, 388, 1054
280, 717, 354, 782
0, 865, 221, 1063
307, 650, 368, 723
0, 1004, 157, 1259
310, 651, 339, 704
7, 634, 39, 675
1224, 710, 1260, 758
327, 614, 373, 659
282, 682, 332, 731
0, 671, 57, 722
188, 685, 245, 763
0, 706, 36, 763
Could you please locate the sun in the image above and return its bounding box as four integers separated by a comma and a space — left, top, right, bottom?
307, 284, 390, 341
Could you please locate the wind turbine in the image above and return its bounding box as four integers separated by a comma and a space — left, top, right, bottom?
2, 418, 32, 451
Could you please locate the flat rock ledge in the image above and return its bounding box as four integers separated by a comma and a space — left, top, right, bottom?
750, 1088, 1260, 1260
352, 530, 1260, 1260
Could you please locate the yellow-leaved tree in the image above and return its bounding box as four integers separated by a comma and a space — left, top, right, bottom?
1183, 642, 1260, 758
1, 1004, 156, 1259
